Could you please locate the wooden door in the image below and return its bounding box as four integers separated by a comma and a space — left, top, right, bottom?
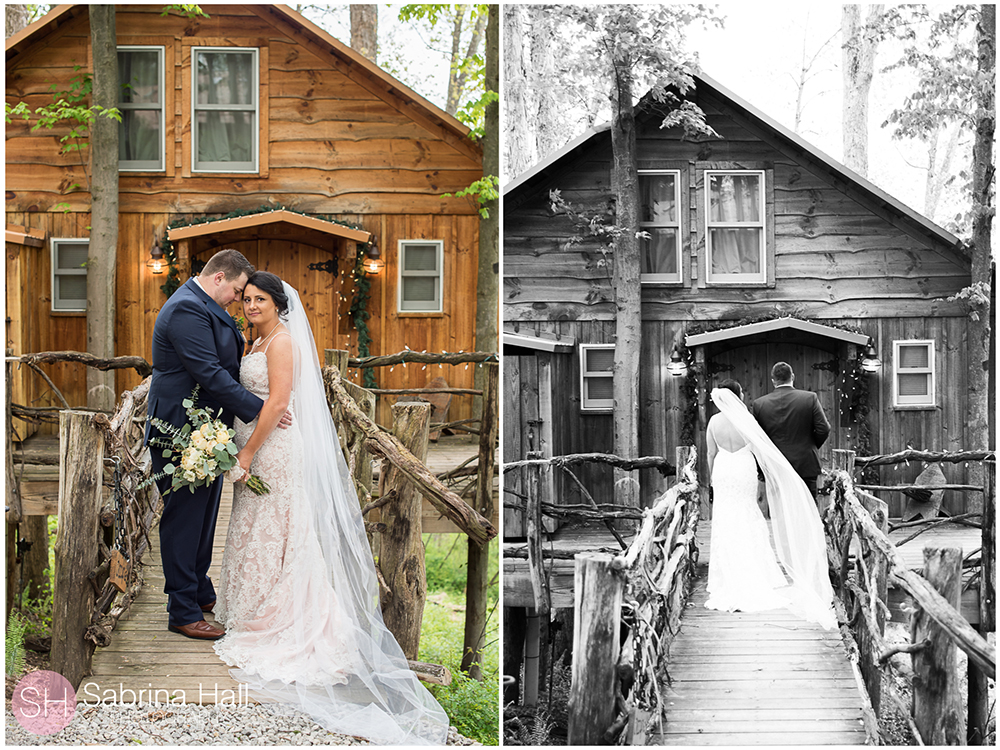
706, 341, 841, 469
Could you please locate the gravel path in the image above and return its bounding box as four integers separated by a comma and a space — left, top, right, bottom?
5, 702, 480, 746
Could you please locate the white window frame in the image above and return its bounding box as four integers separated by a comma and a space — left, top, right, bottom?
893, 340, 936, 408
191, 46, 258, 173
398, 239, 444, 313
579, 343, 615, 412
638, 169, 682, 284
50, 238, 88, 312
704, 169, 767, 285
117, 45, 165, 172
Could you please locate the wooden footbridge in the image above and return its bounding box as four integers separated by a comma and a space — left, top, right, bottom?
503, 447, 995, 746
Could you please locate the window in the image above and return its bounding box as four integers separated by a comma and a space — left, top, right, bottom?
638, 170, 681, 283
192, 47, 258, 172
580, 344, 614, 412
705, 170, 766, 284
51, 239, 88, 312
893, 340, 936, 407
398, 240, 443, 312
118, 46, 165, 171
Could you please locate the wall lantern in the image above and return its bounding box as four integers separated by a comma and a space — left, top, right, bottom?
363, 237, 385, 275
666, 345, 688, 377
147, 241, 165, 274
860, 341, 882, 373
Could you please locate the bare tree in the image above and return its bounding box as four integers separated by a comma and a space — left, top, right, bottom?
502, 4, 535, 178
445, 7, 486, 117
842, 4, 884, 175
350, 5, 377, 63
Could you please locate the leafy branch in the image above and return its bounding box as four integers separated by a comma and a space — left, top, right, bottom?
443, 174, 498, 218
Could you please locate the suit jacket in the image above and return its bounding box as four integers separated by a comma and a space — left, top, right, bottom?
751, 386, 830, 479
145, 278, 263, 445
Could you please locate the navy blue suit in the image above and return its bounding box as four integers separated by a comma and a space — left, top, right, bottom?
146, 278, 263, 627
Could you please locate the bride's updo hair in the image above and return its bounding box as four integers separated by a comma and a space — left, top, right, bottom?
244, 271, 289, 318
718, 378, 743, 399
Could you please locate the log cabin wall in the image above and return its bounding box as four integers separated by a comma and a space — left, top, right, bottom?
6, 5, 482, 431
504, 84, 974, 516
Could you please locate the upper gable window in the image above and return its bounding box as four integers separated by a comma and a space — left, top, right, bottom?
192, 47, 258, 173
118, 46, 165, 172
893, 340, 936, 408
705, 170, 766, 284
638, 170, 682, 284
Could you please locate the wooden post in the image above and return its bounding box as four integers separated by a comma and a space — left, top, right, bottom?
379, 401, 430, 660
462, 362, 498, 678
503, 606, 527, 704
51, 411, 104, 688
525, 456, 549, 616
568, 552, 623, 745
912, 547, 964, 745
969, 461, 995, 744
6, 354, 20, 618
523, 607, 540, 706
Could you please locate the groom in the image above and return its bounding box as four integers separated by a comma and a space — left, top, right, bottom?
146, 249, 265, 640
752, 362, 831, 502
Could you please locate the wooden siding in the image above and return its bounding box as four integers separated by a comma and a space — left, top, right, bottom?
6, 5, 483, 431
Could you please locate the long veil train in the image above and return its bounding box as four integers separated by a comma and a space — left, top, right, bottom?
711, 387, 837, 630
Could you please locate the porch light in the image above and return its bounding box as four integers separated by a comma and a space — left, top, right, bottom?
146, 241, 165, 274
860, 342, 882, 373
363, 238, 384, 275
667, 345, 688, 377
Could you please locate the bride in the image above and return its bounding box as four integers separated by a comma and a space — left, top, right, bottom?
212, 271, 449, 744
706, 380, 836, 630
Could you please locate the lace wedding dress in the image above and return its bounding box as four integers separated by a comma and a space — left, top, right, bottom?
213, 283, 449, 745
705, 444, 791, 613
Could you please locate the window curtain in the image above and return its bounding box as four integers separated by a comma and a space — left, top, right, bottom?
639, 175, 678, 274
118, 50, 161, 162
197, 52, 253, 164
710, 174, 761, 275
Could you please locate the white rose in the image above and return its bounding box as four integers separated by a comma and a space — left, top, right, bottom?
183, 469, 197, 483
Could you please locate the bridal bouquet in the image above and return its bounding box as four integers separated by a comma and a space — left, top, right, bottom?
147, 386, 270, 496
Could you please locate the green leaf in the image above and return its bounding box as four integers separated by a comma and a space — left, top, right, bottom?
182, 398, 193, 409
227, 443, 238, 455
163, 464, 175, 475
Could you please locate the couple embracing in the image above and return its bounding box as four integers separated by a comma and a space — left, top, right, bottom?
704, 362, 837, 630
146, 249, 447, 744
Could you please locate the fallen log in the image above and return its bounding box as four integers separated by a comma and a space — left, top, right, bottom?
408, 659, 452, 686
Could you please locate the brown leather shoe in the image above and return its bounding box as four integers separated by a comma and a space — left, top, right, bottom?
168, 620, 225, 640
200, 600, 216, 613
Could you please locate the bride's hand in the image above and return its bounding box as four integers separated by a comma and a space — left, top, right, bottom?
235, 449, 253, 482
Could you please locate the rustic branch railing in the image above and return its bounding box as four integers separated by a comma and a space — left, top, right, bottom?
824, 448, 996, 745
565, 446, 700, 745
349, 350, 498, 369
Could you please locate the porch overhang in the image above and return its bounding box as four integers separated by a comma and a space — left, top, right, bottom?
5, 224, 46, 247
685, 317, 869, 349
166, 210, 371, 257
503, 329, 576, 353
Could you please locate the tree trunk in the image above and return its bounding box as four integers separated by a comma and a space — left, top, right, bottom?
462, 361, 498, 679
379, 401, 430, 660
5, 4, 31, 37
474, 4, 499, 424
87, 5, 118, 412
966, 3, 994, 508
610, 65, 641, 519
841, 4, 883, 175
349, 5, 377, 63
51, 411, 105, 689
529, 7, 560, 160
502, 4, 535, 178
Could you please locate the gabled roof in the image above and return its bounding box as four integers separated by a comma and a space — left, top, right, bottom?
505, 70, 963, 257
685, 317, 869, 348
6, 4, 480, 163
167, 209, 371, 250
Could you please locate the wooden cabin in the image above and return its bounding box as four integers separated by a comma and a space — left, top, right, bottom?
503, 71, 975, 525
6, 4, 483, 433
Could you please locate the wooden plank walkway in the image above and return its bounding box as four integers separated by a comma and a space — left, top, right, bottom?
82, 436, 491, 705
650, 575, 869, 745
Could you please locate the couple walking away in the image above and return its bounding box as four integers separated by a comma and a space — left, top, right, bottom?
704, 363, 837, 630
146, 249, 448, 744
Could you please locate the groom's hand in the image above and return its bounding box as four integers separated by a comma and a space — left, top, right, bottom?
277, 409, 294, 430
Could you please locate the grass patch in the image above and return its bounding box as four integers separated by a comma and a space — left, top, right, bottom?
419, 534, 499, 744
